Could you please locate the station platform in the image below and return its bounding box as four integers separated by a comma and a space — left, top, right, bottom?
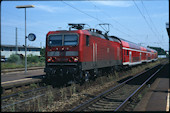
1, 68, 45, 86
134, 63, 169, 111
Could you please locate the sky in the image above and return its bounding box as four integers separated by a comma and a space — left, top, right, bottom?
1, 0, 169, 51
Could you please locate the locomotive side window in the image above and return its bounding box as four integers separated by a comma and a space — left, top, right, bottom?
49, 35, 62, 46
86, 35, 90, 46
127, 50, 129, 56
64, 35, 78, 46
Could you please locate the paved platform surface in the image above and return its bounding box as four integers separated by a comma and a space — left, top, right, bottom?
134, 63, 169, 111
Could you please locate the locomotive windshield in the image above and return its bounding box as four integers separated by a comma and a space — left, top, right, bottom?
49, 35, 62, 46
48, 34, 78, 46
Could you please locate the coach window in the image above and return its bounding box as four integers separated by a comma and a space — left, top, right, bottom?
86, 35, 90, 46
127, 50, 129, 56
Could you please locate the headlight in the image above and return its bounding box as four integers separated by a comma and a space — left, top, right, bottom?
47, 57, 52, 62
69, 57, 79, 62
74, 57, 78, 62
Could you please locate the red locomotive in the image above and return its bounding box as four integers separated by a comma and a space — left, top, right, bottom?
44, 24, 157, 82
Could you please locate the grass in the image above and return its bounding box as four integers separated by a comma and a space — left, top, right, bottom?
37, 98, 43, 112
9, 97, 15, 112
1, 62, 24, 70
70, 83, 77, 96
18, 92, 24, 98
47, 90, 54, 105
108, 74, 114, 82
30, 83, 38, 89
60, 87, 67, 101
138, 94, 142, 100
1, 62, 45, 70
25, 101, 31, 111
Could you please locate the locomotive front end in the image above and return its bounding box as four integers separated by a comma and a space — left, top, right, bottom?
44, 31, 81, 77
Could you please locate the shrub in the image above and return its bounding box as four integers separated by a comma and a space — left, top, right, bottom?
27, 54, 39, 63
7, 54, 21, 63
39, 57, 45, 62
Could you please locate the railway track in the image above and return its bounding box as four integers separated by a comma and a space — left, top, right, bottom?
1, 60, 168, 111
71, 62, 167, 111
1, 85, 48, 110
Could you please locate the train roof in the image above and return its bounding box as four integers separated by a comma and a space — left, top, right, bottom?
47, 29, 121, 43
88, 30, 121, 43
47, 29, 157, 53
111, 35, 157, 53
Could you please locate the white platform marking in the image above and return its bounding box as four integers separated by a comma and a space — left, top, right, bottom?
1, 78, 32, 85
166, 89, 170, 111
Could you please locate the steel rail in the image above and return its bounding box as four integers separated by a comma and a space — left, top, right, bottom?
70, 62, 165, 111
1, 78, 43, 95
114, 63, 165, 111
1, 94, 45, 109
1, 86, 48, 110
2, 86, 47, 100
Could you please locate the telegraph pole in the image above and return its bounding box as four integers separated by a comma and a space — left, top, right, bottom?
16, 27, 18, 54
40, 42, 42, 48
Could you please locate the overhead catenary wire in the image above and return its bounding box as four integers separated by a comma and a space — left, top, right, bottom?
91, 1, 144, 42
133, 0, 156, 35
140, 0, 163, 47
88, 0, 141, 42
62, 1, 103, 23
90, 0, 165, 48
62, 1, 135, 39
133, 0, 163, 47
88, 0, 139, 36
141, 0, 161, 38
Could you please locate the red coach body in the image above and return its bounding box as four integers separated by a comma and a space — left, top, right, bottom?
119, 38, 157, 66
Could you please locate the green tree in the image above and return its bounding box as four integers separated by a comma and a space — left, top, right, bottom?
8, 54, 21, 63
40, 47, 45, 57
148, 46, 166, 55
27, 54, 39, 63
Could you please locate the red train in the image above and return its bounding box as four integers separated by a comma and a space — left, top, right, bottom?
44, 24, 157, 82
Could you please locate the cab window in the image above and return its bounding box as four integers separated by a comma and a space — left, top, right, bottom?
49, 35, 62, 46
64, 35, 78, 46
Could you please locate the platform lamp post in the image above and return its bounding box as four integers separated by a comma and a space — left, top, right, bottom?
16, 5, 35, 74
